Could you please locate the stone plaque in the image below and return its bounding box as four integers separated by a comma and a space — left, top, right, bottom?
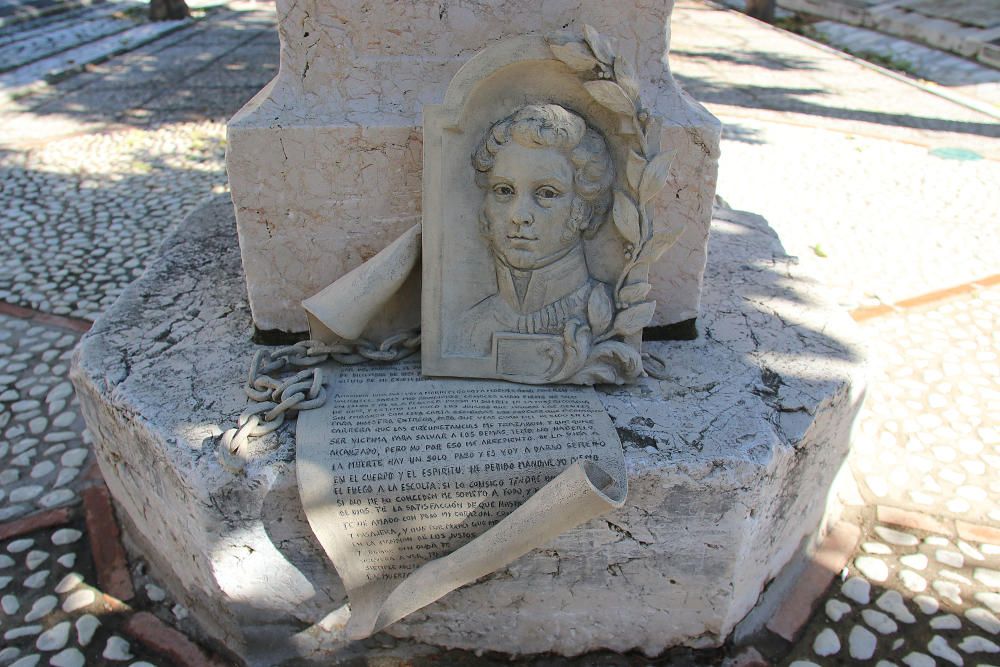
422, 32, 686, 386
297, 359, 626, 638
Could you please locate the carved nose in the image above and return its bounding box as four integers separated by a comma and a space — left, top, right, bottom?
512, 199, 533, 227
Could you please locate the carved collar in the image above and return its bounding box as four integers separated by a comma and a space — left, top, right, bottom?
494, 244, 591, 315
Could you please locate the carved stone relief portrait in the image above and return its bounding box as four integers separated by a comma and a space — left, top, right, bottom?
454, 104, 613, 353
423, 31, 682, 385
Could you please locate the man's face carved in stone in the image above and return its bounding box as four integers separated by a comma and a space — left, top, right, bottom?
482, 143, 580, 271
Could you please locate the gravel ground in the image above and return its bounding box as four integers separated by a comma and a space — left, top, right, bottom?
0, 123, 227, 320
0, 315, 88, 523
784, 284, 1000, 667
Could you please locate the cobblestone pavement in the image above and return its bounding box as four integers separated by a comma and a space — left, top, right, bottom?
779, 284, 1000, 666
0, 123, 226, 319
0, 0, 998, 665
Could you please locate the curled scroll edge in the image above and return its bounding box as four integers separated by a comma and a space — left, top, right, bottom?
302, 224, 421, 343
347, 460, 626, 638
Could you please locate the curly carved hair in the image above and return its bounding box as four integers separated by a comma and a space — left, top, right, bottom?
472, 104, 613, 237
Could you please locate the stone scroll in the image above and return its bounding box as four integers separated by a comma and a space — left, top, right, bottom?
296, 360, 627, 638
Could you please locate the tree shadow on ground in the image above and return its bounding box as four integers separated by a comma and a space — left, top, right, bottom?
675, 75, 1000, 138
0, 6, 278, 131
673, 48, 822, 72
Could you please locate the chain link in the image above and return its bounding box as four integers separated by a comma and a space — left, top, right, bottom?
218, 331, 421, 472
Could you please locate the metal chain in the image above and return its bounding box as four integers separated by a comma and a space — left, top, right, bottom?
218, 331, 421, 473
641, 350, 670, 380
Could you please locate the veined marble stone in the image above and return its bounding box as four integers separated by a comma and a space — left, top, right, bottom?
72, 196, 864, 664
227, 0, 720, 335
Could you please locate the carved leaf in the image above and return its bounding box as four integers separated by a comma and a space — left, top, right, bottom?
587, 286, 614, 336
612, 191, 641, 246
625, 262, 650, 286
613, 56, 640, 102
646, 228, 684, 262
613, 301, 656, 336
572, 341, 643, 385
548, 320, 593, 383
583, 24, 616, 65
619, 116, 637, 135
549, 40, 600, 71
626, 150, 646, 192
638, 148, 678, 204
618, 282, 651, 304
583, 81, 636, 116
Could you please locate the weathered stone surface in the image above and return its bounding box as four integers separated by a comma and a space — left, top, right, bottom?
226, 0, 720, 335
72, 197, 864, 664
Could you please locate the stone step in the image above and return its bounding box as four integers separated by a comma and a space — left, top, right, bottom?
0, 11, 143, 72
0, 1, 131, 48
0, 16, 190, 104
0, 0, 101, 29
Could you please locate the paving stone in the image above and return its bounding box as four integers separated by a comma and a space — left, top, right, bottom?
22, 595, 56, 622
22, 570, 48, 589
975, 592, 1000, 614
873, 526, 920, 546
877, 590, 917, 623
9, 655, 40, 667
965, 607, 1000, 634
813, 627, 841, 656
863, 542, 894, 555
23, 550, 46, 570
901, 553, 930, 570
1, 593, 19, 614
102, 636, 133, 661
902, 653, 935, 667
61, 589, 94, 613
849, 624, 877, 659
827, 598, 852, 621
928, 635, 964, 666
74, 615, 99, 646
934, 579, 964, 606
48, 648, 84, 667
53, 572, 81, 594
937, 550, 966, 568
856, 555, 890, 581
957, 635, 999, 653
50, 529, 81, 546
901, 569, 929, 592
863, 608, 899, 634
34, 621, 70, 652
931, 614, 963, 630
4, 625, 42, 640
843, 575, 872, 604
974, 568, 1000, 589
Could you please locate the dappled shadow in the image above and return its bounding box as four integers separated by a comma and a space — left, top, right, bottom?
0, 5, 277, 130
673, 47, 822, 71
722, 121, 766, 144
676, 74, 1000, 138
0, 130, 226, 319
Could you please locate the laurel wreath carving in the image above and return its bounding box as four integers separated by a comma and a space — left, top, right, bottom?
544, 26, 683, 384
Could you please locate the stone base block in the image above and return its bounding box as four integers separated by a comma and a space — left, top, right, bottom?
71, 195, 865, 665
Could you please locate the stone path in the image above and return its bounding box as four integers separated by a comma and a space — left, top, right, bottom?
0, 0, 998, 665
774, 0, 1000, 68
779, 283, 1000, 666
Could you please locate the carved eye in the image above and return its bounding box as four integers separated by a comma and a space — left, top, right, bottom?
535, 186, 561, 200
493, 184, 514, 198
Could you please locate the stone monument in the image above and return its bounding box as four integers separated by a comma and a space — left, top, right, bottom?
226, 0, 720, 339
70, 0, 867, 665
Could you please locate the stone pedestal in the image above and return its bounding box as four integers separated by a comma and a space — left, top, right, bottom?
226, 0, 720, 335
71, 196, 865, 665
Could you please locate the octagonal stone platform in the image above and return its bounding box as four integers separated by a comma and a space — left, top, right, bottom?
71, 195, 865, 665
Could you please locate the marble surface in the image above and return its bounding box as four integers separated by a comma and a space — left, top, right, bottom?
226, 0, 720, 335
72, 195, 864, 663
